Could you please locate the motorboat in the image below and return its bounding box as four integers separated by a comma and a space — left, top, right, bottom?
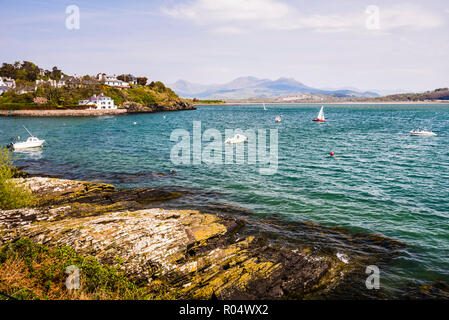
410, 129, 436, 137
12, 136, 45, 150
10, 126, 45, 150
275, 115, 283, 123
225, 134, 248, 144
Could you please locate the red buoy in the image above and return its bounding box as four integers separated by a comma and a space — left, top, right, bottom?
330, 152, 335, 157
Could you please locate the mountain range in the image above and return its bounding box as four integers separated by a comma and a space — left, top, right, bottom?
169, 76, 380, 99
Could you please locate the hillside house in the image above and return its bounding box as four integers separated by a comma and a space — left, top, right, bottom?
78, 94, 117, 109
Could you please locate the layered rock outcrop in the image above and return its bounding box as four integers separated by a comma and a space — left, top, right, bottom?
0, 177, 407, 299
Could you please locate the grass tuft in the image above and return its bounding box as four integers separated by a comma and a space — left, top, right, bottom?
0, 147, 36, 210
0, 239, 153, 300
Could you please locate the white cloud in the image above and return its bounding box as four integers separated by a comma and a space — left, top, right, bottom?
162, 0, 290, 23
162, 0, 445, 33
380, 4, 444, 30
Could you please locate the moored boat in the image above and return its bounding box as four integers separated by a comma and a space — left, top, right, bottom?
10, 126, 45, 150
12, 136, 45, 149
410, 129, 436, 137
225, 134, 248, 144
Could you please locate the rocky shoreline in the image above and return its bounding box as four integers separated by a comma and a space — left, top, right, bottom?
0, 101, 196, 117
1, 176, 448, 299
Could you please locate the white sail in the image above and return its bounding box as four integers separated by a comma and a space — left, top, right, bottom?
317, 106, 325, 121
263, 103, 267, 110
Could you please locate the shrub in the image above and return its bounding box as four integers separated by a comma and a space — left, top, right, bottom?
0, 147, 36, 210
33, 97, 48, 105
0, 239, 151, 300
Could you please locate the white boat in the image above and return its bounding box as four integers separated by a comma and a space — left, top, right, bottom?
11, 127, 45, 150
275, 115, 283, 123
12, 136, 45, 149
263, 103, 267, 111
410, 129, 436, 137
225, 134, 247, 144
313, 106, 326, 122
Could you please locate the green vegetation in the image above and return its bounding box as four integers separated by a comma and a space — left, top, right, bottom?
0, 61, 62, 82
0, 239, 152, 300
0, 147, 36, 210
0, 61, 190, 109
190, 98, 226, 105
0, 84, 103, 108
104, 81, 184, 107
376, 88, 449, 102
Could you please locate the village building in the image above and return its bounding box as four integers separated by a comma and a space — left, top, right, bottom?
78, 94, 117, 110
0, 77, 16, 89
97, 73, 131, 88
121, 74, 138, 85
35, 79, 66, 88
105, 78, 129, 88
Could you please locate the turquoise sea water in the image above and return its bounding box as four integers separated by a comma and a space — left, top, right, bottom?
1, 104, 449, 293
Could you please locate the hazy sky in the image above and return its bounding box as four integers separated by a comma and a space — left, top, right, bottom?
1, 0, 448, 92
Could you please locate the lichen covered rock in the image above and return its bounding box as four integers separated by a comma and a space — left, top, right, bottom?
0, 177, 409, 299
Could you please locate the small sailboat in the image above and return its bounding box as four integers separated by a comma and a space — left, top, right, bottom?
225, 134, 248, 144
275, 115, 283, 123
410, 129, 436, 137
10, 126, 45, 150
313, 106, 326, 122
263, 103, 267, 111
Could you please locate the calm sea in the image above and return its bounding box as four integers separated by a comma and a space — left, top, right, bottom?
1, 104, 448, 292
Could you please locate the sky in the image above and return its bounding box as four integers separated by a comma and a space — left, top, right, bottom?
0, 0, 448, 93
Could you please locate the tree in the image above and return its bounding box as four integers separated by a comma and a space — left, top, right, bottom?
148, 81, 166, 91
0, 63, 16, 78
137, 77, 148, 86
50, 66, 62, 80
117, 74, 131, 82
21, 61, 39, 82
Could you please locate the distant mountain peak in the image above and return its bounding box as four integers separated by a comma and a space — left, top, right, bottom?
169, 76, 379, 99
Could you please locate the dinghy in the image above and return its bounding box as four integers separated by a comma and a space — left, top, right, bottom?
225, 134, 248, 144
313, 106, 326, 122
410, 129, 436, 137
11, 127, 45, 150
275, 115, 282, 123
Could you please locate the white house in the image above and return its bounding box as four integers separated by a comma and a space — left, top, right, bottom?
97, 73, 129, 88
0, 77, 16, 89
35, 79, 66, 88
122, 74, 138, 85
79, 94, 117, 110
104, 79, 129, 88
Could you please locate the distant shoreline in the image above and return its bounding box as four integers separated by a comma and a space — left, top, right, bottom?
201, 101, 449, 106
215, 101, 449, 105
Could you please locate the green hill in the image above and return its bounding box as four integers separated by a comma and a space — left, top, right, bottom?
0, 61, 194, 112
